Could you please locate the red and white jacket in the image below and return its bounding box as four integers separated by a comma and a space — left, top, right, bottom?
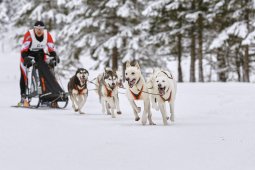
20, 29, 55, 64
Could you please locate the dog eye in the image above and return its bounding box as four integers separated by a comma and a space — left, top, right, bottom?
163, 80, 165, 82
131, 72, 135, 75
125, 73, 127, 75
156, 81, 159, 82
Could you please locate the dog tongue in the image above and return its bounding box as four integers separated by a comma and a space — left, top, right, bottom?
129, 79, 136, 87
159, 88, 164, 96
81, 78, 86, 84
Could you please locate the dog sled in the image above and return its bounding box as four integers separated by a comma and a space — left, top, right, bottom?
19, 55, 68, 109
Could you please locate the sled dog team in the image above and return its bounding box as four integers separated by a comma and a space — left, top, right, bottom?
68, 61, 177, 125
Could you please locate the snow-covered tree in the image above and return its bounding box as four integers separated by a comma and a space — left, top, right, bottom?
209, 0, 255, 82
0, 0, 10, 38
60, 0, 158, 71
12, 0, 67, 47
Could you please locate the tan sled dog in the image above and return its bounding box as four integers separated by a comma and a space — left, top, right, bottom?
124, 61, 155, 125
147, 68, 177, 125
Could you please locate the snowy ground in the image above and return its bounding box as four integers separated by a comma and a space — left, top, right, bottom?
1, 44, 255, 170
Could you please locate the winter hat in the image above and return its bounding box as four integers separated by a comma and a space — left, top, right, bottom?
34, 21, 45, 29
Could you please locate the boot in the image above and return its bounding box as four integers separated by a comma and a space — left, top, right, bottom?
51, 101, 59, 108
18, 94, 29, 107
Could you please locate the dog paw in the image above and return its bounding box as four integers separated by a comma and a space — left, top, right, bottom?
166, 116, 170, 120
74, 109, 79, 112
117, 111, 122, 115
150, 122, 156, 125
111, 115, 116, 118
142, 120, 147, 125
135, 117, 140, 121
79, 111, 86, 114
170, 115, 174, 122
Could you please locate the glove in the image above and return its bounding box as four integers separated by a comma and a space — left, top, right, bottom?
48, 55, 60, 67
54, 55, 60, 64
23, 57, 33, 68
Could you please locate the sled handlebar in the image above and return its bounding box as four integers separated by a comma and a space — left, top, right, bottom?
27, 54, 57, 67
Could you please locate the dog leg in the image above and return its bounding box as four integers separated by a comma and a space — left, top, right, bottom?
169, 102, 175, 122
111, 107, 116, 118
106, 101, 111, 115
78, 95, 87, 114
73, 94, 80, 112
159, 103, 168, 125
141, 100, 149, 125
114, 95, 121, 115
128, 99, 140, 121
151, 95, 159, 111
148, 102, 156, 125
101, 97, 106, 114
70, 94, 79, 112
70, 94, 76, 110
108, 98, 116, 118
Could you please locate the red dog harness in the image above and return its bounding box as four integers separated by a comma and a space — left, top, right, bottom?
74, 83, 87, 95
130, 86, 143, 100
104, 84, 113, 97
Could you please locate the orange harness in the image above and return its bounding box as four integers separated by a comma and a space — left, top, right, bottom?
104, 84, 113, 97
160, 91, 172, 102
130, 86, 143, 100
74, 83, 87, 95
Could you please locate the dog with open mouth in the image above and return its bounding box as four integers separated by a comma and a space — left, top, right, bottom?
147, 68, 177, 125
68, 68, 89, 114
96, 68, 121, 118
124, 61, 155, 125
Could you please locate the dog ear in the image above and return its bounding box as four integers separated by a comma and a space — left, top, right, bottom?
126, 61, 131, 68
135, 62, 140, 69
75, 69, 80, 75
104, 67, 111, 73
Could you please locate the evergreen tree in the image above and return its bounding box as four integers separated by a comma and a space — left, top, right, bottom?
60, 0, 148, 71
0, 0, 10, 38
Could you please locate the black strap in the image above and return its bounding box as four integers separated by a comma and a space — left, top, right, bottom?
161, 71, 173, 79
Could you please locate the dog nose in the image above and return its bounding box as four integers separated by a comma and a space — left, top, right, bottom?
158, 84, 162, 87
112, 83, 115, 86
126, 78, 129, 81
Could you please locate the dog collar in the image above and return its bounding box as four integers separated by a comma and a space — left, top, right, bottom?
161, 71, 173, 79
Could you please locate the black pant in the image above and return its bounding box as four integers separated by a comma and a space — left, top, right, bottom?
20, 67, 26, 96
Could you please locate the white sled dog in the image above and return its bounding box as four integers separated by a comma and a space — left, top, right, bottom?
96, 68, 121, 118
147, 68, 177, 125
124, 61, 155, 125
68, 68, 89, 114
